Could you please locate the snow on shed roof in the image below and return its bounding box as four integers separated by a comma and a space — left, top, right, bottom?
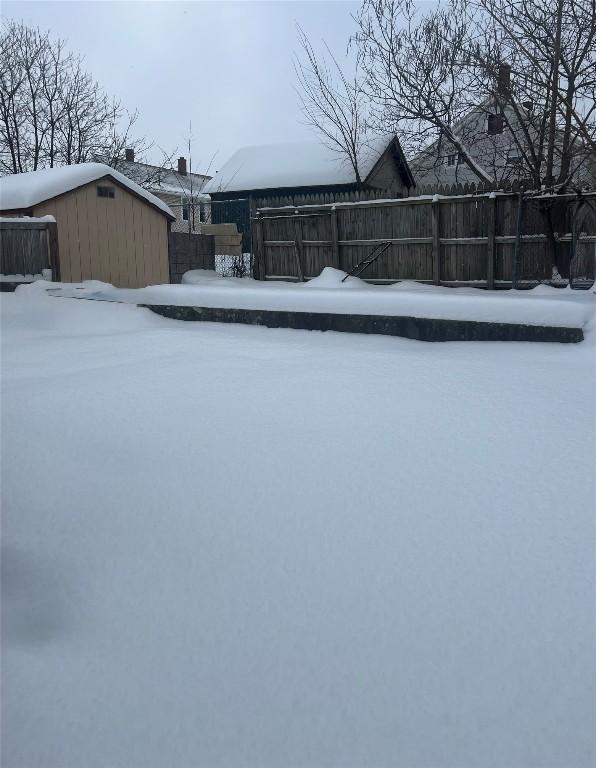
0, 163, 175, 219
203, 136, 404, 194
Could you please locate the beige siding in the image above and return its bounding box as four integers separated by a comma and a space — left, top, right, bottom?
33, 176, 170, 287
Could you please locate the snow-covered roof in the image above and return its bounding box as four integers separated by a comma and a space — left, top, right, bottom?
203, 136, 407, 194
117, 160, 211, 201
0, 163, 175, 219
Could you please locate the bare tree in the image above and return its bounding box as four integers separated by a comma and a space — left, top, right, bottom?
294, 25, 369, 185
471, 0, 596, 189
352, 0, 596, 190
353, 0, 495, 183
351, 0, 596, 271
0, 20, 148, 175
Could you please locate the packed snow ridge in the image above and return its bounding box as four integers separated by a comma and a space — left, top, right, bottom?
45, 267, 596, 329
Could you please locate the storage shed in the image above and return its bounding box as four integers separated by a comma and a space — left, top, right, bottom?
0, 163, 175, 287
204, 136, 415, 251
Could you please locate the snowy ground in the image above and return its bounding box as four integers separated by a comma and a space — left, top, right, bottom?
2, 284, 596, 768
45, 267, 596, 328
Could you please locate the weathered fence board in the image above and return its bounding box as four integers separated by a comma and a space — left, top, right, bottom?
0, 219, 59, 279
254, 192, 596, 286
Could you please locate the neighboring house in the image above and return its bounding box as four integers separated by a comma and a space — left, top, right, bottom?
410, 102, 526, 187
118, 150, 211, 234
204, 136, 415, 250
411, 96, 595, 189
0, 163, 175, 287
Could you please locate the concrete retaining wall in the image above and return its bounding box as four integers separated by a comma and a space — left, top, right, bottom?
142, 304, 584, 343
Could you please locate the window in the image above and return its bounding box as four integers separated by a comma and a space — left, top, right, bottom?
182, 204, 189, 221
447, 154, 457, 166
506, 148, 522, 166
487, 113, 504, 136
97, 185, 115, 198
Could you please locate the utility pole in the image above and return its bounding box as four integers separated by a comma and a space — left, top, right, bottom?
188, 121, 193, 236
545, 0, 564, 188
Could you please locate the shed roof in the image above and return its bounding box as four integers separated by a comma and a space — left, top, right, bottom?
203, 136, 413, 194
0, 163, 175, 219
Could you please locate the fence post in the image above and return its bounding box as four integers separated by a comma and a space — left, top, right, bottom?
487, 192, 496, 289
294, 217, 305, 281
512, 192, 525, 289
47, 220, 61, 281
331, 206, 340, 270
253, 216, 265, 280
432, 195, 441, 285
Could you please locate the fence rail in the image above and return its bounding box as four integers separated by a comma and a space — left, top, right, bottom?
253, 191, 596, 287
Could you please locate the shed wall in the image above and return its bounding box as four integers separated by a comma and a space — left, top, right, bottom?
33, 177, 170, 287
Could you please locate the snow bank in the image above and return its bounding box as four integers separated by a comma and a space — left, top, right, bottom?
2, 289, 595, 768
301, 266, 365, 290
48, 267, 596, 329
0, 163, 174, 218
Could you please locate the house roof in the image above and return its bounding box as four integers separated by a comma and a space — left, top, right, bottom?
117, 160, 211, 201
0, 163, 175, 219
203, 136, 413, 194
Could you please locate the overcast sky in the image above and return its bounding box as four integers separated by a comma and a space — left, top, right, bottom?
2, 1, 361, 174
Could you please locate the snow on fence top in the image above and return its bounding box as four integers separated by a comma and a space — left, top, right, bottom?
0, 214, 56, 223
0, 163, 175, 219
203, 136, 394, 194
256, 188, 596, 212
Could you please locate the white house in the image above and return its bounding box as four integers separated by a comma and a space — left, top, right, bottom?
118, 150, 211, 234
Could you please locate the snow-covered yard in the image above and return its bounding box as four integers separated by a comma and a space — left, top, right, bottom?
2, 284, 595, 768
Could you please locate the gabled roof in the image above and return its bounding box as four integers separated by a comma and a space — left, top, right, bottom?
0, 163, 175, 219
117, 160, 211, 201
203, 135, 413, 194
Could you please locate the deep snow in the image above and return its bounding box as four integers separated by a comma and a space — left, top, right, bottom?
2, 285, 595, 768
46, 267, 596, 328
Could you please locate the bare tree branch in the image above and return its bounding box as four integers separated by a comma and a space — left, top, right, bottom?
0, 20, 150, 175
294, 24, 369, 185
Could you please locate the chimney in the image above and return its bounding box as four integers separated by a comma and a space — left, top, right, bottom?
177, 157, 187, 176
497, 63, 511, 97
125, 147, 134, 162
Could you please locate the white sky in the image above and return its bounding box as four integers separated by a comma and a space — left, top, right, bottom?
2, 1, 361, 174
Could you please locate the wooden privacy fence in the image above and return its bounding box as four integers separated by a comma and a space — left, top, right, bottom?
0, 217, 60, 280
252, 191, 596, 286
